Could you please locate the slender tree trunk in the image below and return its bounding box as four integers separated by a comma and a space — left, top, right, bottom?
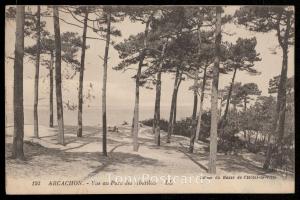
12, 5, 25, 159
264, 131, 273, 169
166, 67, 180, 143
53, 6, 64, 145
49, 51, 54, 127
153, 42, 167, 146
172, 79, 181, 133
131, 115, 134, 135
102, 9, 111, 156
77, 9, 89, 137
208, 6, 222, 174
132, 18, 151, 151
218, 66, 237, 138
195, 65, 207, 143
33, 5, 41, 138
222, 66, 237, 125
189, 75, 198, 153
192, 90, 198, 118
153, 71, 162, 145
133, 53, 144, 151
193, 16, 207, 145
244, 97, 247, 111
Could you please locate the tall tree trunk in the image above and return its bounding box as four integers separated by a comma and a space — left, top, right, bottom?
166, 67, 180, 143
153, 42, 167, 146
222, 66, 237, 126
208, 6, 222, 174
49, 51, 54, 127
53, 6, 64, 145
264, 131, 273, 169
77, 8, 89, 137
12, 5, 25, 159
133, 54, 144, 151
195, 65, 207, 143
172, 78, 181, 133
193, 17, 204, 146
132, 18, 151, 151
264, 12, 291, 170
153, 71, 161, 145
219, 67, 238, 141
33, 5, 41, 138
192, 89, 198, 118
102, 8, 111, 156
189, 74, 198, 153
244, 97, 247, 111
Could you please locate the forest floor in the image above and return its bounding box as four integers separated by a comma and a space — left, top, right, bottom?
5, 124, 294, 193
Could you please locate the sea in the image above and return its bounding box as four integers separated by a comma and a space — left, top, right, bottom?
5, 105, 194, 127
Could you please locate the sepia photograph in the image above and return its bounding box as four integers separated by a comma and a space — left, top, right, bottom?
5, 5, 295, 194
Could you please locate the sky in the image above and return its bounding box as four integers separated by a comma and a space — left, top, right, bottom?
5, 6, 294, 112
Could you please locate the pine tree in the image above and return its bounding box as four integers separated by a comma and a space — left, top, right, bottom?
77, 6, 89, 137
219, 37, 261, 136
53, 6, 64, 145
33, 5, 41, 138
235, 5, 294, 170
101, 6, 112, 156
208, 6, 222, 174
12, 5, 25, 159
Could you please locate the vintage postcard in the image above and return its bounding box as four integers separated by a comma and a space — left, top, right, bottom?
5, 5, 295, 194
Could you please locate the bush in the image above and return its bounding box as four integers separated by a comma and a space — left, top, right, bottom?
218, 134, 245, 154
141, 111, 246, 154
141, 111, 212, 141
141, 118, 169, 132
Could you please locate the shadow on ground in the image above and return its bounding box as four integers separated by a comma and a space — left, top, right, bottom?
6, 125, 286, 179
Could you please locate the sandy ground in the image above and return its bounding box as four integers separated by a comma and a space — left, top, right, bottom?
5, 124, 294, 194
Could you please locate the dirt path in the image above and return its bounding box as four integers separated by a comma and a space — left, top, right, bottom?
5, 125, 293, 182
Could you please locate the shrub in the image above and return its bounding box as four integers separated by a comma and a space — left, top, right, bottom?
141, 111, 212, 141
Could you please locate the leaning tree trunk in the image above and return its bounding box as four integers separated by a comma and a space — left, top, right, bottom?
190, 20, 206, 152
220, 66, 237, 133
189, 75, 198, 153
102, 8, 111, 156
12, 5, 25, 159
166, 67, 180, 143
132, 18, 151, 151
264, 12, 291, 170
33, 5, 41, 138
195, 65, 208, 143
77, 9, 88, 137
49, 51, 54, 127
53, 6, 64, 145
153, 42, 167, 146
208, 6, 222, 174
171, 77, 181, 135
